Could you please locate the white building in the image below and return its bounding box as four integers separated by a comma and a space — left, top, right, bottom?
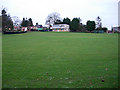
44, 24, 50, 28
52, 24, 70, 32
112, 27, 120, 33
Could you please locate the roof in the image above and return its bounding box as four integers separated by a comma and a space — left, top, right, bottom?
52, 24, 69, 29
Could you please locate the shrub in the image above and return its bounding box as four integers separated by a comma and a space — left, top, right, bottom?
96, 27, 108, 32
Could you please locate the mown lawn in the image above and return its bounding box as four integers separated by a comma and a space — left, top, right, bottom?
2, 32, 118, 88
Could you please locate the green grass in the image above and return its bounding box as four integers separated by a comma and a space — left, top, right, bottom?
0, 33, 2, 89
2, 32, 118, 88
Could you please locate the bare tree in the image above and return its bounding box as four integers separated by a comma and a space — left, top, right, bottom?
12, 16, 21, 26
45, 12, 62, 25
96, 16, 102, 28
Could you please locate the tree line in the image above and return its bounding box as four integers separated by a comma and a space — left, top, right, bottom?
55, 17, 96, 32
46, 12, 108, 32
21, 18, 33, 27
1, 9, 108, 33
1, 9, 34, 32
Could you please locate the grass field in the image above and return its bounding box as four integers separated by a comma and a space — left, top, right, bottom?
0, 33, 2, 89
2, 32, 118, 88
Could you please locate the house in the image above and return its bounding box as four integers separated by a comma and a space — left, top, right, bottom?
14, 25, 21, 30
52, 24, 70, 32
112, 27, 120, 33
30, 26, 38, 31
21, 27, 27, 31
38, 27, 44, 31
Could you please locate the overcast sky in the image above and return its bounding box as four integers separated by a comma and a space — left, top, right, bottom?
1, 0, 119, 29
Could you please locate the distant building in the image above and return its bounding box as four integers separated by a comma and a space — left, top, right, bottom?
21, 27, 27, 31
14, 25, 21, 30
44, 24, 50, 29
29, 26, 37, 30
52, 24, 69, 32
112, 27, 120, 33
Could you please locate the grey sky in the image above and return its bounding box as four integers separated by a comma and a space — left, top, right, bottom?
1, 0, 119, 29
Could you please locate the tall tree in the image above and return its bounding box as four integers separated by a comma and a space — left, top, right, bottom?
21, 18, 31, 27
63, 18, 71, 25
96, 16, 102, 28
45, 12, 62, 25
1, 8, 13, 32
12, 16, 21, 26
24, 19, 28, 27
35, 22, 39, 27
70, 18, 80, 32
21, 18, 26, 27
28, 18, 33, 26
86, 20, 96, 32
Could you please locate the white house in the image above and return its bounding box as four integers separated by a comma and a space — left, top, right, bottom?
52, 24, 70, 32
112, 27, 120, 33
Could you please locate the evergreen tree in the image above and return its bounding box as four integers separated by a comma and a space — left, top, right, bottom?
28, 18, 33, 26
24, 19, 28, 27
63, 18, 71, 25
70, 18, 80, 32
86, 20, 96, 32
21, 18, 32, 27
1, 9, 13, 32
21, 18, 26, 27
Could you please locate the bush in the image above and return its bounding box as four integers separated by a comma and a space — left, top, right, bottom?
3, 30, 27, 34
102, 27, 108, 32
96, 27, 108, 32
